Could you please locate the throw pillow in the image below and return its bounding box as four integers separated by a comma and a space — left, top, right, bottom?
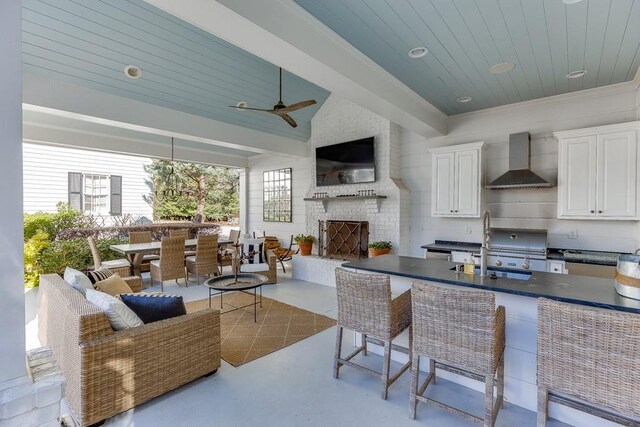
86, 289, 143, 331
241, 239, 264, 264
119, 293, 186, 324
94, 274, 133, 297
64, 267, 94, 296
86, 267, 113, 284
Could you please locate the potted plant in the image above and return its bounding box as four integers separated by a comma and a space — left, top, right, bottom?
368, 241, 392, 257
295, 234, 316, 256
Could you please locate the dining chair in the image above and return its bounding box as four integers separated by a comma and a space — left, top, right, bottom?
169, 229, 195, 256
252, 230, 266, 239
186, 234, 219, 283
409, 281, 505, 426
218, 229, 241, 272
128, 231, 159, 273
87, 236, 131, 277
333, 267, 412, 400
150, 236, 188, 292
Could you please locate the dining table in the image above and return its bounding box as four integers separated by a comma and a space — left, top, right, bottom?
110, 237, 233, 277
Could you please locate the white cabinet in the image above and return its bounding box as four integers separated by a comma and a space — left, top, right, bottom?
555, 122, 640, 220
430, 142, 484, 218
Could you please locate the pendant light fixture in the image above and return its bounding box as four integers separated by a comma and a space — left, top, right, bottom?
163, 137, 181, 197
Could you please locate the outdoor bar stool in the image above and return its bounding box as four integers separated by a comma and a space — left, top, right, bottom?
537, 298, 640, 426
333, 267, 412, 400
410, 282, 505, 426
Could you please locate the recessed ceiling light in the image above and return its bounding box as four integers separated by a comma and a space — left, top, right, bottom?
124, 65, 142, 79
566, 69, 587, 79
235, 101, 248, 111
489, 62, 515, 74
408, 47, 428, 58
456, 96, 472, 103
562, 0, 584, 4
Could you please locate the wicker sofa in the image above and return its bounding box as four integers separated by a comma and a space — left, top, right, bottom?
38, 274, 221, 426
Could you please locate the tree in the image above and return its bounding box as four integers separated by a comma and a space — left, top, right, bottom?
144, 160, 239, 221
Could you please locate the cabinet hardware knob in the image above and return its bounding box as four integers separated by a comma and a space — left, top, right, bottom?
450, 210, 453, 213
590, 210, 595, 213
454, 210, 458, 213
598, 210, 603, 214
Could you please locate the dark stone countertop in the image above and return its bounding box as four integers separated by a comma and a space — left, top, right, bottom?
421, 240, 481, 254
342, 255, 640, 314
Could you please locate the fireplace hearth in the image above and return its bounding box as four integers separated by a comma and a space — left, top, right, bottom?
318, 220, 369, 260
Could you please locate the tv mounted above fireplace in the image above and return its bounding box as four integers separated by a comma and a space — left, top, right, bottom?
315, 137, 375, 186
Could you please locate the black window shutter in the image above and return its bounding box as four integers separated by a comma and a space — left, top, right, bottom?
110, 175, 122, 216
68, 172, 83, 211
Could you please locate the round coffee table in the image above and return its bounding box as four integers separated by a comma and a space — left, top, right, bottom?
204, 273, 269, 322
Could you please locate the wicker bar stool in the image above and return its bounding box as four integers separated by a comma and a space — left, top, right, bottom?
410, 282, 505, 426
334, 268, 412, 400
537, 298, 640, 426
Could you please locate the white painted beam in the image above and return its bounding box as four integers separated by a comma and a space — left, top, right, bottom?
22, 72, 309, 158
142, 0, 447, 137
0, 0, 27, 385
23, 124, 249, 168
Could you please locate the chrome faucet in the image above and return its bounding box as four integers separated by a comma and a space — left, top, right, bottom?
480, 210, 491, 277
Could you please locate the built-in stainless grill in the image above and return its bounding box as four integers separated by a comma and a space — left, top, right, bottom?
487, 228, 548, 271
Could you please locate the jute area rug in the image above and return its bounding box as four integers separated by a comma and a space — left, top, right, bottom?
185, 292, 336, 367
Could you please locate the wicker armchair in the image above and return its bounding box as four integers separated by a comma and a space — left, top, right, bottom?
186, 235, 219, 283
410, 281, 505, 426
232, 238, 277, 284
38, 274, 220, 426
333, 268, 412, 400
150, 236, 188, 292
87, 236, 131, 277
128, 231, 159, 273
537, 298, 640, 426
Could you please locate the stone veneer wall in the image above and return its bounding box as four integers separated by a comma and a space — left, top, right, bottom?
305, 95, 409, 255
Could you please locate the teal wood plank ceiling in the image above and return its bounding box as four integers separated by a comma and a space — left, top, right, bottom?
294, 0, 640, 114
22, 0, 330, 142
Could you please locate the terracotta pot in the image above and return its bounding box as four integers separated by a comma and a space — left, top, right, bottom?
369, 247, 391, 257
298, 241, 313, 256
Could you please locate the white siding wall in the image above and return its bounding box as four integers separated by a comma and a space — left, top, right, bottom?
246, 155, 311, 243
401, 83, 640, 256
23, 142, 153, 219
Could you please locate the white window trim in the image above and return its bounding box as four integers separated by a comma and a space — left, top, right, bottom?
82, 173, 111, 215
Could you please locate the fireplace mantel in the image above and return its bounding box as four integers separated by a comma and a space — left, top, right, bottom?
303, 195, 387, 213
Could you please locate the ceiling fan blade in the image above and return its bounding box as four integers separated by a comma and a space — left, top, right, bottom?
279, 100, 317, 113
279, 113, 298, 128
228, 105, 275, 112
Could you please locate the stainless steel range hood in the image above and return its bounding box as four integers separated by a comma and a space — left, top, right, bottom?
486, 132, 552, 189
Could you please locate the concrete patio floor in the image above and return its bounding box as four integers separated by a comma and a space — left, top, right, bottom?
31, 268, 567, 427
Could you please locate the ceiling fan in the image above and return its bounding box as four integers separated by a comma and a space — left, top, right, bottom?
229, 67, 316, 128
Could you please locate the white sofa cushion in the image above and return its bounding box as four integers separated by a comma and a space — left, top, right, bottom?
240, 263, 269, 273
64, 267, 94, 296
86, 289, 144, 330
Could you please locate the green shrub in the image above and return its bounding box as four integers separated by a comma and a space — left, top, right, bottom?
24, 231, 50, 288
24, 203, 88, 240
294, 234, 316, 243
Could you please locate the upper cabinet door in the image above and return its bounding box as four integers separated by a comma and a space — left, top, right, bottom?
596, 131, 638, 218
454, 149, 480, 216
432, 152, 454, 216
558, 136, 597, 218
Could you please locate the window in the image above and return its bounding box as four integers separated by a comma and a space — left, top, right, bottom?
263, 168, 292, 222
83, 174, 110, 214
68, 172, 122, 216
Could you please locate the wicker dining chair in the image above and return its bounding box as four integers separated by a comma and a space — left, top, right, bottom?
334, 267, 412, 400
410, 281, 505, 426
218, 229, 241, 272
170, 229, 195, 257
87, 236, 131, 277
150, 236, 188, 292
537, 298, 640, 426
186, 235, 219, 283
128, 231, 159, 273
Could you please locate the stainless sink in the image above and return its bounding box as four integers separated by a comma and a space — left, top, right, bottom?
451, 266, 532, 281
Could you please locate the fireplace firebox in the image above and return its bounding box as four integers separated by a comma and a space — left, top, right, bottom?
318, 220, 369, 260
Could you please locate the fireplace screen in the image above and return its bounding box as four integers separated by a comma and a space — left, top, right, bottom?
318, 220, 369, 260
263, 168, 292, 222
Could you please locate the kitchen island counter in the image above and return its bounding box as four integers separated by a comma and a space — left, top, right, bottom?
343, 255, 640, 314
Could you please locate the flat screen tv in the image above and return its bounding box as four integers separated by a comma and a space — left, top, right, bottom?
316, 137, 375, 186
